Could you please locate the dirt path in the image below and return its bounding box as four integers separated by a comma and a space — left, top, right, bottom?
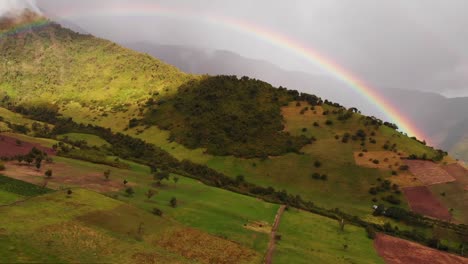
265, 205, 286, 264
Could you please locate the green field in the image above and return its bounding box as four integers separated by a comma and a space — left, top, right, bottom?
0, 189, 24, 204
117, 175, 279, 253
274, 208, 384, 264
0, 174, 51, 204
0, 188, 260, 263
58, 133, 110, 147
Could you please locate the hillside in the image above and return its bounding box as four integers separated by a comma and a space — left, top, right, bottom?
0, 13, 467, 263
125, 42, 468, 162
0, 15, 193, 108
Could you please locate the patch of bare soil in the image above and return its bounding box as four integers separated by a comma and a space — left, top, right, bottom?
404, 160, 456, 185
374, 233, 467, 264
402, 186, 452, 221
265, 205, 286, 264
243, 221, 271, 234
354, 151, 404, 170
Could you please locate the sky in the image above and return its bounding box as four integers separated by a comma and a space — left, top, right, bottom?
3, 0, 468, 97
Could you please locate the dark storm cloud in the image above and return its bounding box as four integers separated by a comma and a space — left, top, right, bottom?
35, 0, 468, 97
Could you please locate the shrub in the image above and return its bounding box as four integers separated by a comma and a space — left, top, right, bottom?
325, 120, 333, 126
383, 195, 401, 205
366, 226, 376, 239
170, 197, 177, 208
0, 162, 5, 171
399, 165, 409, 171
152, 208, 163, 216
125, 187, 135, 196
311, 173, 321, 180
314, 161, 322, 168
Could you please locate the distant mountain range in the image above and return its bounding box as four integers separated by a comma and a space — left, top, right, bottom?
124, 42, 468, 162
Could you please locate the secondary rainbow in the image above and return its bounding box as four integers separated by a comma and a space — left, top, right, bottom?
0, 4, 428, 142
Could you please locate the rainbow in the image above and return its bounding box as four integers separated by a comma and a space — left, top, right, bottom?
0, 4, 428, 142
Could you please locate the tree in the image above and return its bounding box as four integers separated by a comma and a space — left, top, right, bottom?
66, 189, 73, 198
45, 169, 53, 179
35, 160, 42, 170
123, 179, 128, 185
154, 171, 170, 185
103, 169, 111, 181
314, 161, 322, 168
173, 176, 179, 185
170, 197, 177, 208
366, 226, 376, 239
235, 174, 245, 185
125, 187, 135, 197
339, 218, 345, 231
146, 189, 157, 200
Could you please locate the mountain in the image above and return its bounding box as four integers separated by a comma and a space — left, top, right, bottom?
0, 12, 467, 262
124, 42, 468, 162
378, 89, 468, 161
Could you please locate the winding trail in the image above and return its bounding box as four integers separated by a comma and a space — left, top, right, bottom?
265, 205, 286, 264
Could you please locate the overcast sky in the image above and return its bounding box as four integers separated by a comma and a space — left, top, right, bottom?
8, 0, 468, 97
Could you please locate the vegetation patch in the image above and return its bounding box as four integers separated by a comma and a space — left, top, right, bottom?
0, 174, 51, 197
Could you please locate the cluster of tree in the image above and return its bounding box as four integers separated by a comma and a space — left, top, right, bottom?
369, 179, 400, 195
141, 75, 311, 158
53, 141, 129, 169
10, 147, 50, 170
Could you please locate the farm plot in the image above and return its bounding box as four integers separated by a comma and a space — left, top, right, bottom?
443, 163, 468, 190
404, 160, 455, 185
402, 186, 451, 221
0, 135, 55, 158
374, 233, 467, 264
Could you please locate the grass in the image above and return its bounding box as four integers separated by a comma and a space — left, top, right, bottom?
0, 188, 24, 204
0, 188, 259, 263
274, 208, 384, 264
429, 182, 468, 224
58, 132, 110, 147
117, 174, 278, 254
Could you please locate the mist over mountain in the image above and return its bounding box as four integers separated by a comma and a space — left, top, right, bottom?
125, 41, 468, 161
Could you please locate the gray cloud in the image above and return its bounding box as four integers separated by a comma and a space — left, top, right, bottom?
0, 0, 40, 17
34, 0, 468, 97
